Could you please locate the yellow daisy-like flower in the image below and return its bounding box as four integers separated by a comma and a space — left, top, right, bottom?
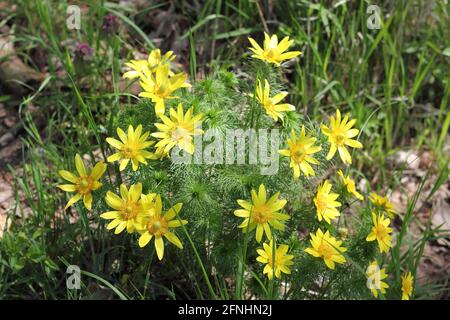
366, 261, 389, 298
369, 192, 396, 218
401, 272, 414, 300
337, 170, 363, 200
136, 194, 187, 261
256, 240, 294, 280
139, 64, 190, 115
250, 79, 295, 122
248, 32, 302, 65
234, 184, 289, 243
321, 109, 363, 164
366, 212, 393, 254
106, 124, 157, 171
313, 180, 341, 224
123, 49, 175, 79
151, 103, 203, 157
305, 228, 347, 270
279, 126, 322, 179
101, 183, 146, 234
58, 154, 106, 210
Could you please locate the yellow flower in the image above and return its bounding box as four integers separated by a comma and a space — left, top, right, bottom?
234, 184, 289, 242
305, 228, 347, 270
136, 194, 187, 260
250, 79, 295, 122
366, 212, 393, 254
248, 32, 301, 65
138, 64, 190, 115
369, 192, 396, 218
106, 124, 157, 171
401, 272, 414, 300
321, 109, 363, 164
337, 170, 363, 200
279, 127, 322, 179
101, 183, 146, 234
313, 180, 341, 224
123, 49, 175, 79
256, 240, 294, 280
58, 154, 106, 210
366, 261, 389, 298
151, 103, 203, 156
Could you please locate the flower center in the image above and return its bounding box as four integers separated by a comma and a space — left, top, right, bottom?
146, 215, 168, 237
333, 131, 346, 146
122, 202, 140, 220
80, 179, 88, 188
171, 126, 189, 141
156, 83, 171, 97
121, 145, 137, 159
318, 242, 334, 260
263, 100, 276, 113
292, 145, 306, 163
403, 282, 412, 293
264, 48, 278, 60
76, 176, 93, 195
375, 224, 388, 239
315, 195, 328, 213
251, 204, 272, 224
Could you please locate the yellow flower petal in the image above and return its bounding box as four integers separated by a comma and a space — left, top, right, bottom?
115, 221, 127, 234
83, 193, 93, 210
139, 232, 152, 247
164, 231, 183, 249
59, 170, 78, 183
154, 236, 164, 260
64, 193, 82, 209
58, 184, 76, 192
90, 162, 106, 180
75, 154, 87, 176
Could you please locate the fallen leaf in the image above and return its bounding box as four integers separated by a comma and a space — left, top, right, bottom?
0, 31, 45, 95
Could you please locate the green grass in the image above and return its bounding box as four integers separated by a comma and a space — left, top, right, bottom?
0, 0, 449, 299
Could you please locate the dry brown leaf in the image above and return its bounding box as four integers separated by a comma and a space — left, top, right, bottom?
0, 32, 45, 95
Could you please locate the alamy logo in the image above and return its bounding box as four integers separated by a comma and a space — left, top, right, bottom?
66, 265, 81, 290
66, 5, 81, 30
171, 126, 280, 175
367, 5, 381, 30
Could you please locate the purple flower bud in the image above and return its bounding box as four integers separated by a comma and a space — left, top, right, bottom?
74, 42, 93, 61
101, 13, 120, 35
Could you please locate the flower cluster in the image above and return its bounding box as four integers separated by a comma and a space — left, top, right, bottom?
123, 49, 190, 115
57, 51, 199, 261
101, 184, 186, 260
232, 35, 362, 281
58, 156, 187, 261
245, 34, 362, 274
363, 190, 409, 299
56, 35, 413, 299
243, 34, 412, 299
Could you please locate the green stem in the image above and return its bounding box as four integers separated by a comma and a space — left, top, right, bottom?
235, 232, 250, 299
142, 250, 154, 299
178, 216, 217, 300
269, 236, 276, 299
235, 186, 255, 299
